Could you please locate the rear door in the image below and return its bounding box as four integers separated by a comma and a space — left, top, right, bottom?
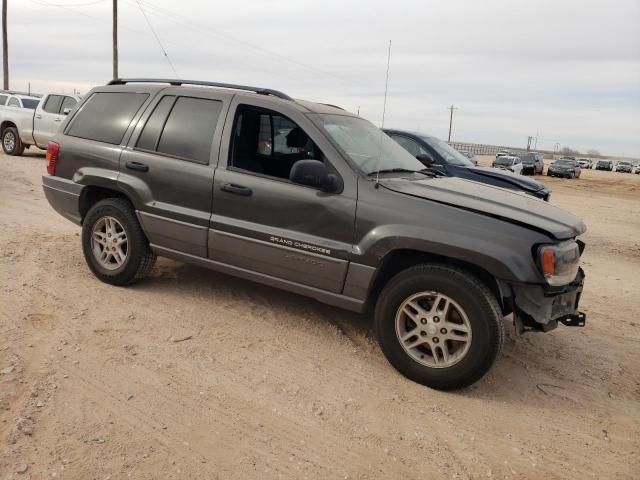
33, 94, 64, 146
208, 96, 357, 294
119, 88, 231, 257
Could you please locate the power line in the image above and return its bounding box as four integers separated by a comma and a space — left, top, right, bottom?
126, 0, 348, 82
133, 0, 178, 77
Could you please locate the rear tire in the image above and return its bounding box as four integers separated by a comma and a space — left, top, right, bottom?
82, 198, 156, 286
374, 264, 504, 390
2, 127, 25, 156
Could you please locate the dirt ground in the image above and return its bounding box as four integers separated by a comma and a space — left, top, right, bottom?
1, 150, 639, 480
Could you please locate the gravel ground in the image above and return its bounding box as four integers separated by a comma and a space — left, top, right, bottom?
1, 151, 639, 479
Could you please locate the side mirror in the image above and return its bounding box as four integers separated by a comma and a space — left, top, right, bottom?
289, 160, 341, 192
416, 153, 434, 167
62, 107, 72, 115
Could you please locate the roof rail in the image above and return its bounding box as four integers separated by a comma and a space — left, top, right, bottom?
321, 103, 344, 110
107, 78, 294, 101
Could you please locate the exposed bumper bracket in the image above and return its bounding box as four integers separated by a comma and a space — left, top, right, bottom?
558, 311, 586, 327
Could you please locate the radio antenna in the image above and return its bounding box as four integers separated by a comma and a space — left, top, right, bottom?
376, 40, 392, 185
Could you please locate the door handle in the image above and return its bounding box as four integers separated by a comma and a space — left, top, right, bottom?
125, 161, 149, 172
221, 183, 252, 196
35, 114, 42, 119
54, 117, 62, 122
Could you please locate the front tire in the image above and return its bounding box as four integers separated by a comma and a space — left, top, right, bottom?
82, 198, 156, 286
374, 264, 504, 390
2, 127, 25, 156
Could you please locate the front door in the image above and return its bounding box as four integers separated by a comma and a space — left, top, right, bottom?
118, 89, 231, 257
209, 99, 357, 294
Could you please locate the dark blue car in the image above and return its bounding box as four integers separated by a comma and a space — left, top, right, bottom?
384, 129, 551, 201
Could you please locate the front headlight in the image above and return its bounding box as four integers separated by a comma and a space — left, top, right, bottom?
537, 241, 581, 286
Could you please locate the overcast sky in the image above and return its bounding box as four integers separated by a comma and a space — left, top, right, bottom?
10, 0, 640, 156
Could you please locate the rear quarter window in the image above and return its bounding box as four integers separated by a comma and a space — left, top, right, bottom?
66, 92, 149, 145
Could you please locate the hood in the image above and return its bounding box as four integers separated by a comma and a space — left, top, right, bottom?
379, 176, 586, 239
466, 166, 549, 193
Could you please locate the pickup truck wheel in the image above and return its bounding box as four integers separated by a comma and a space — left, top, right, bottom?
2, 127, 25, 156
82, 198, 156, 286
375, 264, 504, 390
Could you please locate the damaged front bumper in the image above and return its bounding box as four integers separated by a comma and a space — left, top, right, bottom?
511, 268, 586, 334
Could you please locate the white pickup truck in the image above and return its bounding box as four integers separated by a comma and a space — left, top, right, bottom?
0, 91, 81, 156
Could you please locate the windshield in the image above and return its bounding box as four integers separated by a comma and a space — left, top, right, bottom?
420, 136, 473, 166
494, 157, 514, 166
21, 99, 39, 109
618, 162, 631, 166
314, 114, 425, 174
554, 160, 574, 166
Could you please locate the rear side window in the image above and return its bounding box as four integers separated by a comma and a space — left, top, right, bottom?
21, 99, 40, 110
155, 97, 222, 164
7, 97, 20, 107
0, 94, 8, 105
67, 92, 149, 145
43, 95, 63, 114
136, 96, 175, 151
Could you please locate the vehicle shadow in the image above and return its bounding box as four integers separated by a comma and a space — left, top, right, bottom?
132, 258, 599, 406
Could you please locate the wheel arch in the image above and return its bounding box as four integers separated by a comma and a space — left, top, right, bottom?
1, 120, 17, 134
79, 185, 133, 223
366, 249, 512, 315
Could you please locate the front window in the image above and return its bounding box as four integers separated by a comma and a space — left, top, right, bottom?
494, 157, 514, 166
554, 160, 574, 167
230, 105, 324, 180
313, 114, 425, 174
420, 136, 473, 166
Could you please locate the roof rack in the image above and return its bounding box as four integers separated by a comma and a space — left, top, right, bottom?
107, 78, 294, 101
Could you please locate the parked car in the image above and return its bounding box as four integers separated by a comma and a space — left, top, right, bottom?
635, 165, 640, 174
491, 155, 523, 175
548, 158, 581, 178
577, 158, 593, 169
384, 129, 550, 200
615, 161, 633, 173
495, 150, 510, 158
42, 78, 587, 390
595, 160, 614, 171
459, 150, 478, 166
0, 92, 81, 156
520, 152, 544, 175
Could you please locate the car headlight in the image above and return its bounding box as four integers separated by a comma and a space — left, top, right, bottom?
537, 241, 581, 286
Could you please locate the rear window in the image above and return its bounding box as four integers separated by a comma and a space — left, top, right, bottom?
67, 92, 149, 145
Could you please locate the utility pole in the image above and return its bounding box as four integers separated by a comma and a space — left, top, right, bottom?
447, 104, 457, 142
2, 0, 8, 90
112, 0, 118, 79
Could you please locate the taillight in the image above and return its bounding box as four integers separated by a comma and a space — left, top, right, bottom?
46, 141, 59, 175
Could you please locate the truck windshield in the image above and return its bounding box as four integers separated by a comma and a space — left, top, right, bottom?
420, 136, 473, 166
494, 157, 514, 166
21, 99, 39, 109
315, 114, 426, 174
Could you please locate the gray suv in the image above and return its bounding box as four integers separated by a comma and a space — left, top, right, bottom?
42, 79, 587, 390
